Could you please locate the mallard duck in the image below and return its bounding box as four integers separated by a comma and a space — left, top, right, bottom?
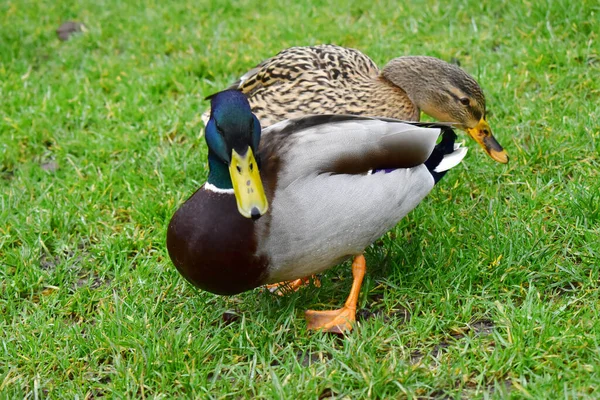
167, 90, 468, 333
202, 44, 507, 163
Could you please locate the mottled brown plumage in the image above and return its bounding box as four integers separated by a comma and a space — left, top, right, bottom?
204, 44, 508, 163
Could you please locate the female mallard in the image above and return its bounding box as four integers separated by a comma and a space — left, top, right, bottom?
203, 44, 507, 163
168, 90, 468, 333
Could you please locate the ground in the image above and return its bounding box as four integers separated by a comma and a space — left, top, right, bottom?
1, 0, 599, 398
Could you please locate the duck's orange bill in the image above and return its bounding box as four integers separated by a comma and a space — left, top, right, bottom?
466, 118, 509, 164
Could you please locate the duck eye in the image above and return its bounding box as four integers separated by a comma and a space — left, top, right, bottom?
214, 121, 224, 134
459, 97, 470, 106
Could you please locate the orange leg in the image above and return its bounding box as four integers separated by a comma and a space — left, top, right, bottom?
264, 275, 321, 296
305, 255, 366, 333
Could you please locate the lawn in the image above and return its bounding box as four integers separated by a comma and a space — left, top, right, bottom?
1, 0, 599, 398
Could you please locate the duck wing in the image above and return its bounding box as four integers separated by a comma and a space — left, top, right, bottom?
259, 115, 441, 188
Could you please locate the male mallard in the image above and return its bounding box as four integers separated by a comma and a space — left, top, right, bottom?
203, 44, 507, 163
167, 90, 469, 333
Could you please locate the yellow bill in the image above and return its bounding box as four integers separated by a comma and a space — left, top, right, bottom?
229, 147, 269, 219
466, 118, 509, 164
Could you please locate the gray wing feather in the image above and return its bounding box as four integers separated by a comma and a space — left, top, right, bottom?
263, 116, 441, 188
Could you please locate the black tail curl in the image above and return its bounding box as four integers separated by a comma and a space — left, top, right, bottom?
424, 126, 458, 184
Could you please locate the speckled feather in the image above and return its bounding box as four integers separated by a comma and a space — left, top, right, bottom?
202, 45, 420, 126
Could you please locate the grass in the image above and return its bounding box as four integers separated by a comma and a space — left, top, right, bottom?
1, 0, 599, 397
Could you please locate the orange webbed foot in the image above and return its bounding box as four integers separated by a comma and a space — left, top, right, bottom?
305, 306, 356, 334
305, 255, 366, 333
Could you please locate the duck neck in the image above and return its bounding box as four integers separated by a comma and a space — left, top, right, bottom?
207, 152, 233, 190
381, 57, 439, 110
383, 56, 466, 120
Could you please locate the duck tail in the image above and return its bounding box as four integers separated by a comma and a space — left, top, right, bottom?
424, 127, 468, 184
